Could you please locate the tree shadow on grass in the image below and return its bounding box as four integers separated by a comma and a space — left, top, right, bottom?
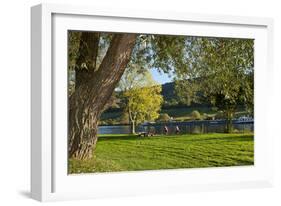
98, 135, 139, 141
182, 135, 253, 143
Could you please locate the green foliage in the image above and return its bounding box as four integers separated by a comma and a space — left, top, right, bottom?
68, 31, 81, 70
157, 113, 171, 122
150, 35, 187, 74
100, 105, 217, 124
105, 119, 117, 125
161, 82, 181, 106
118, 66, 163, 133
190, 110, 201, 120
125, 35, 154, 74
173, 37, 254, 133
68, 31, 113, 71
125, 85, 163, 124
68, 31, 254, 134
175, 37, 254, 114
68, 133, 254, 173
68, 32, 254, 115
117, 66, 155, 92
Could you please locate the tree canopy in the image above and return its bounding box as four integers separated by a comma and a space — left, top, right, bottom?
119, 67, 163, 133
174, 37, 254, 132
125, 85, 163, 133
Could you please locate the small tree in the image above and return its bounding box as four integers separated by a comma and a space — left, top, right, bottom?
125, 86, 163, 134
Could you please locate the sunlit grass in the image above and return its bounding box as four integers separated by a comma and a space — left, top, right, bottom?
68, 133, 254, 174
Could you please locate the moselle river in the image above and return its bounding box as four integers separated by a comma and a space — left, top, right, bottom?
98, 120, 254, 134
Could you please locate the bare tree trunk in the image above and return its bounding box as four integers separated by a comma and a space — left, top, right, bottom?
225, 110, 233, 133
131, 120, 136, 134
128, 107, 136, 134
68, 33, 137, 160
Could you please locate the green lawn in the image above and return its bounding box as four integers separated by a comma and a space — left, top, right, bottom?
68, 133, 254, 174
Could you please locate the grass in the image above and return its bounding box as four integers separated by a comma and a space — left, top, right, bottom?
68, 133, 254, 174
161, 106, 215, 117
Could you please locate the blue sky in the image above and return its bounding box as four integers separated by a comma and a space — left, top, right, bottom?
150, 68, 174, 85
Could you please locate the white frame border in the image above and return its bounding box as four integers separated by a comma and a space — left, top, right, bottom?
31, 3, 274, 202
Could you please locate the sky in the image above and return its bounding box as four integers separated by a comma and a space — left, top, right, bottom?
150, 68, 174, 85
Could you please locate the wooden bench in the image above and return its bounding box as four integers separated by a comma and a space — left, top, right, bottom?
138, 132, 155, 137
138, 132, 148, 137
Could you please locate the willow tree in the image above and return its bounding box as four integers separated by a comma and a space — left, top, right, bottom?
68, 32, 137, 160
68, 32, 189, 160
175, 37, 254, 133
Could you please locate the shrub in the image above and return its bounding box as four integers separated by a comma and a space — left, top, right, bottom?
106, 119, 118, 125
98, 120, 107, 126
190, 110, 201, 120
157, 113, 171, 122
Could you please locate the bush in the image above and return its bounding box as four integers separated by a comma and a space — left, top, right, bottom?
106, 119, 118, 125
98, 120, 107, 126
190, 110, 201, 120
157, 113, 171, 122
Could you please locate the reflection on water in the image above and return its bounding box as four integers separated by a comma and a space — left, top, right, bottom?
98, 125, 131, 134
98, 120, 254, 134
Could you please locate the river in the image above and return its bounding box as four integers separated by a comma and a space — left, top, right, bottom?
98, 120, 254, 134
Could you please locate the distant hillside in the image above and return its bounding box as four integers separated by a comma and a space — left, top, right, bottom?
161, 81, 212, 107
161, 82, 180, 106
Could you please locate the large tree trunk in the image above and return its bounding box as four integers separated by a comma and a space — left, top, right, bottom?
68, 33, 137, 160
75, 32, 100, 88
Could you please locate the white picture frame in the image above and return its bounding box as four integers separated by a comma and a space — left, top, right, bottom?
31, 3, 274, 202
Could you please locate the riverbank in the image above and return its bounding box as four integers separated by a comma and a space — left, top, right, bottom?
98, 119, 254, 134
99, 105, 250, 126
69, 133, 254, 174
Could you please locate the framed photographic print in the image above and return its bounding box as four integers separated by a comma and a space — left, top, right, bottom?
31, 3, 274, 201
